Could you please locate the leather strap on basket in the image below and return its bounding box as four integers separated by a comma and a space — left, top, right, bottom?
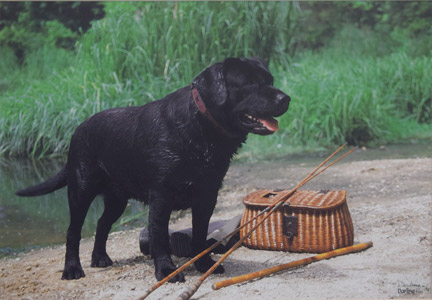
283, 215, 298, 239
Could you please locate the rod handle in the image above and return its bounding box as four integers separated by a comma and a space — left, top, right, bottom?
136, 289, 151, 300
212, 241, 373, 290
176, 281, 201, 300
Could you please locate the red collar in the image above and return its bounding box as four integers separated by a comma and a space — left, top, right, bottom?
192, 87, 236, 138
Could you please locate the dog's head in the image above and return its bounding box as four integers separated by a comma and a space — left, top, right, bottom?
193, 57, 290, 137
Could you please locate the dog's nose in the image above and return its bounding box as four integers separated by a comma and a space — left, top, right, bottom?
276, 93, 290, 106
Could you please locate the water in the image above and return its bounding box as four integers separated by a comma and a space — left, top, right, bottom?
0, 139, 431, 256
0, 158, 148, 257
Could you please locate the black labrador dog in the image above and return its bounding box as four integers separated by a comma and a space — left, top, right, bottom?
17, 57, 290, 282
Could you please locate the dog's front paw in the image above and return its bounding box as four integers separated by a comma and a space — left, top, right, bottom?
91, 251, 113, 268
194, 255, 225, 274
62, 262, 85, 280
154, 256, 185, 283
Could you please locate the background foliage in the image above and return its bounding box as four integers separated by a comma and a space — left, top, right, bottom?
0, 1, 431, 159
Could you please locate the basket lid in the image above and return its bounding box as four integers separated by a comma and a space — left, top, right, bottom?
243, 189, 346, 210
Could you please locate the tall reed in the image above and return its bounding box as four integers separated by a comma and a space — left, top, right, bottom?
1, 2, 297, 158
242, 33, 432, 157
0, 3, 430, 159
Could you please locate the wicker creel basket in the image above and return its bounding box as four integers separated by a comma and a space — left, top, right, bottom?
240, 189, 354, 253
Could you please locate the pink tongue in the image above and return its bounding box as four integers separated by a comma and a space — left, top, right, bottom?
258, 117, 279, 132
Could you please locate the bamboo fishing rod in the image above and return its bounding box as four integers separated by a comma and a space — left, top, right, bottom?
212, 241, 373, 290
175, 146, 355, 300
136, 190, 293, 300
137, 144, 350, 300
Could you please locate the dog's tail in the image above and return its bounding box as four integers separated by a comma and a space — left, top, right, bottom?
16, 166, 68, 197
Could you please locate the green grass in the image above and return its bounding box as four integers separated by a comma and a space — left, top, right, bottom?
242, 27, 432, 157
0, 2, 431, 159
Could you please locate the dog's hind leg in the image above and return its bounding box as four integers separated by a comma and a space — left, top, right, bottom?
91, 191, 128, 268
62, 186, 96, 280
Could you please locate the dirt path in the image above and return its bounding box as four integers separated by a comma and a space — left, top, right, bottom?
1, 156, 431, 299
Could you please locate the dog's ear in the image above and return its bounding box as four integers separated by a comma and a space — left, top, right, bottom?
193, 62, 227, 106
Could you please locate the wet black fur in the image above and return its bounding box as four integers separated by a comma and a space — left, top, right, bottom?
16, 57, 290, 282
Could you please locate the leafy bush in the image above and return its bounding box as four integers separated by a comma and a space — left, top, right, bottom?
0, 2, 104, 64
292, 1, 432, 55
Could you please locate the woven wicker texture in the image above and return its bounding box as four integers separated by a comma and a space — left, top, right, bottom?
240, 190, 354, 253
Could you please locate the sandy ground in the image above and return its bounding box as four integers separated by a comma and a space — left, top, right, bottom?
1, 155, 431, 300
